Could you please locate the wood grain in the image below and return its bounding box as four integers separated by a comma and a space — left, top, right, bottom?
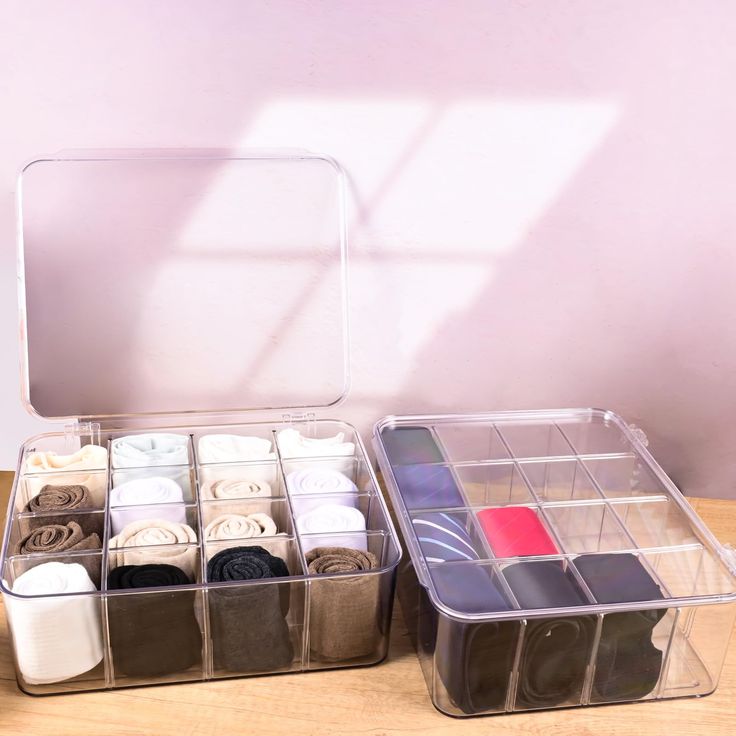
0, 470, 734, 735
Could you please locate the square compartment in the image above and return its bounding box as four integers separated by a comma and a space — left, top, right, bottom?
410, 510, 490, 564
12, 509, 106, 556
305, 535, 396, 669
541, 503, 635, 554
557, 415, 634, 456
583, 455, 666, 500
454, 463, 534, 507
106, 581, 206, 686
4, 561, 106, 694
433, 423, 510, 464
519, 459, 602, 503
198, 460, 282, 499
495, 422, 574, 460
611, 499, 701, 550
15, 470, 108, 513
111, 465, 196, 503
201, 497, 293, 542
282, 454, 377, 495
109, 432, 192, 469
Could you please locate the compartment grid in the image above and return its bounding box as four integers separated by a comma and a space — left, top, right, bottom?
405, 419, 714, 607
3, 422, 400, 690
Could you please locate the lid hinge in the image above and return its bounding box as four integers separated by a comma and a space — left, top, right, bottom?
628, 424, 649, 447
64, 420, 102, 450
719, 543, 736, 577
281, 412, 317, 434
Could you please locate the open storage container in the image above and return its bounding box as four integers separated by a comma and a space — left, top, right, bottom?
0, 150, 401, 694
373, 409, 736, 716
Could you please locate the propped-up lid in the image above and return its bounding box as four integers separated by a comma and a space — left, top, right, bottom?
18, 150, 349, 421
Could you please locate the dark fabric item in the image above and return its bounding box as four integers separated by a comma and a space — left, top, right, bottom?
433, 565, 519, 714
575, 553, 667, 701
380, 426, 446, 464
380, 426, 465, 509
306, 547, 381, 662
107, 564, 202, 678
411, 511, 484, 563
391, 465, 465, 510
503, 561, 595, 708
207, 546, 294, 673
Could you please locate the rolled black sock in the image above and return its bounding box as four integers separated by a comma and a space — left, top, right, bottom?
107, 564, 202, 678
503, 561, 595, 708
574, 553, 666, 700
207, 546, 294, 673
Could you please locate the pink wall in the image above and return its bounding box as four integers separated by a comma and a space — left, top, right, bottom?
1, 1, 736, 497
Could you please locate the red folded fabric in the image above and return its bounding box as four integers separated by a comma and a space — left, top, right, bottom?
476, 506, 558, 558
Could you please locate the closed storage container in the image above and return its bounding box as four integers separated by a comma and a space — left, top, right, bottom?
374, 409, 736, 716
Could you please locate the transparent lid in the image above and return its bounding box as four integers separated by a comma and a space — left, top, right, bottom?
18, 150, 349, 421
374, 409, 736, 621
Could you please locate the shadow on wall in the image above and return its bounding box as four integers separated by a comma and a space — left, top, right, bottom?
6, 0, 736, 497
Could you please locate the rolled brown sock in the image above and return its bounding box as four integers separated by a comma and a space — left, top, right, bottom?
18, 521, 100, 555
17, 522, 102, 586
22, 484, 102, 538
306, 546, 382, 663
26, 484, 93, 512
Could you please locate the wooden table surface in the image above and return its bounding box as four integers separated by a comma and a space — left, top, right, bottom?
0, 471, 735, 736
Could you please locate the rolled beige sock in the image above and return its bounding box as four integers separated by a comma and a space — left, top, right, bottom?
200, 478, 272, 500
108, 519, 198, 579
205, 512, 278, 540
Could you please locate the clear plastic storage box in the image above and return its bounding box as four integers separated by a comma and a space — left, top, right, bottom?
0, 151, 401, 694
373, 410, 736, 716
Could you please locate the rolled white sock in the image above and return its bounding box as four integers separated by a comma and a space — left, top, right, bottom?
296, 503, 367, 553
286, 468, 358, 515
109, 476, 186, 535
5, 562, 103, 685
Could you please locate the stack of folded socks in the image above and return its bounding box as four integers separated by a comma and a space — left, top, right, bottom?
107, 563, 202, 678
6, 561, 104, 685
197, 434, 275, 463
306, 547, 381, 662
111, 434, 189, 468
207, 546, 293, 673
